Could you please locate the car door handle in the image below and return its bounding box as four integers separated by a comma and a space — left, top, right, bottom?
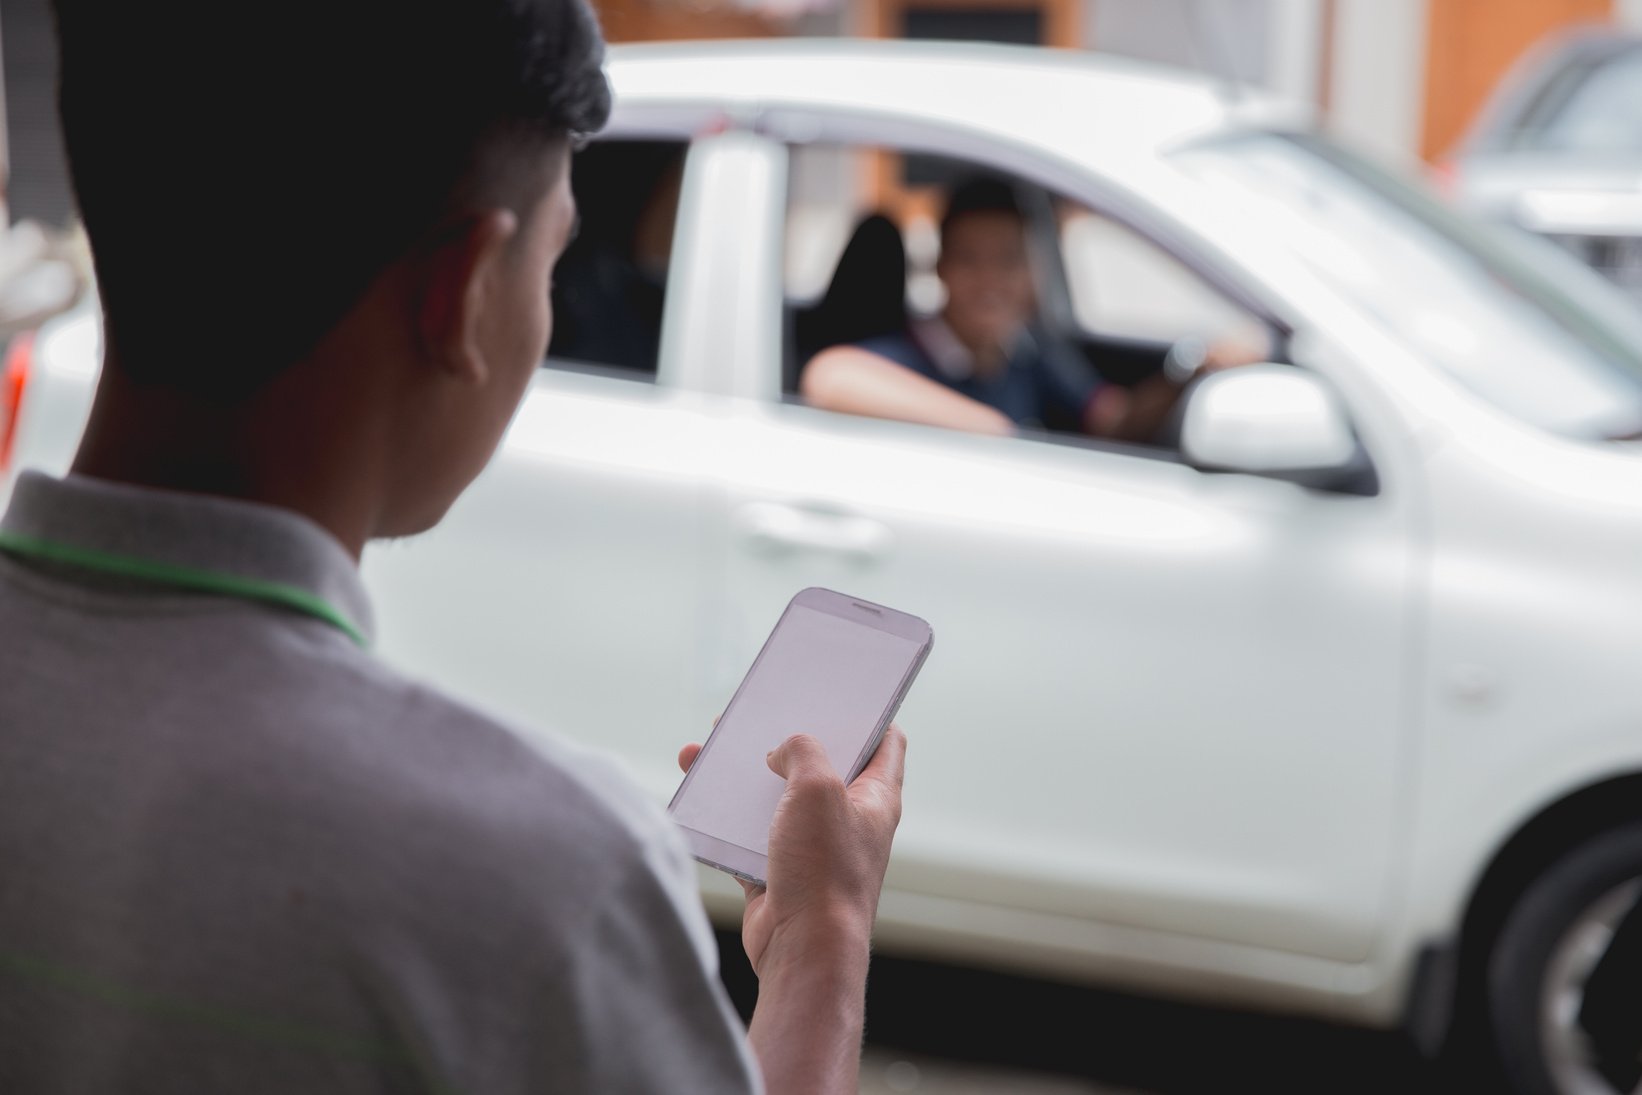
735, 502, 892, 563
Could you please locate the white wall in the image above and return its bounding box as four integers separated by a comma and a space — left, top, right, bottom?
1080, 0, 1430, 164
1326, 0, 1429, 167
1619, 0, 1642, 29
1086, 0, 1272, 88
1265, 0, 1324, 104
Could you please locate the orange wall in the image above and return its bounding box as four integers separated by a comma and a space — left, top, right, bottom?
1423, 0, 1612, 161
591, 0, 777, 43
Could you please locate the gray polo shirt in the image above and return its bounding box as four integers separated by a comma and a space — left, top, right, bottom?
0, 470, 762, 1094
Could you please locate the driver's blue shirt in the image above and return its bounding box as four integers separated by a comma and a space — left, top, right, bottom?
854, 317, 1103, 430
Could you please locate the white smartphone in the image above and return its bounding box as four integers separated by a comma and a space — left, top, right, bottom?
668, 586, 934, 886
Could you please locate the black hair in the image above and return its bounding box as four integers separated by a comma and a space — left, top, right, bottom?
939, 175, 1024, 243
52, 0, 611, 398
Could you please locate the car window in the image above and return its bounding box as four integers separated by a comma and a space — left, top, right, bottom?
783, 141, 1275, 448
1523, 49, 1642, 155
1059, 206, 1267, 350
545, 138, 687, 381
784, 143, 923, 385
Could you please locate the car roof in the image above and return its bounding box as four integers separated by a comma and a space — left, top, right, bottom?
1532, 26, 1642, 69
605, 39, 1300, 163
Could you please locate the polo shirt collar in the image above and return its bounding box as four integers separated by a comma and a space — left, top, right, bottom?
1, 470, 375, 644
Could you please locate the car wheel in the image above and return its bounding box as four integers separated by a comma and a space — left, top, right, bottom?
1488, 823, 1642, 1095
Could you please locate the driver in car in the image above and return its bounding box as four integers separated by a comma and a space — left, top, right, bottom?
800, 176, 1260, 442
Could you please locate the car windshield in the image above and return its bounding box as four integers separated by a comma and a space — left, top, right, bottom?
1171, 131, 1642, 441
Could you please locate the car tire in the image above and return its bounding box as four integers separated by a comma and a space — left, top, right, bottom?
1487, 823, 1642, 1095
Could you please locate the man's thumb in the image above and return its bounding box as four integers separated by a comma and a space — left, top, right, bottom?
766, 733, 834, 782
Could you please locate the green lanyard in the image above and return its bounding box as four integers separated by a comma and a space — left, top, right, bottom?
0, 530, 369, 649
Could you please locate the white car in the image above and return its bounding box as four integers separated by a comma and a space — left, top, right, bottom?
9, 40, 1642, 1095
1447, 30, 1642, 305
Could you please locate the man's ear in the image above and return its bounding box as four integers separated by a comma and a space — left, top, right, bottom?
415, 209, 519, 384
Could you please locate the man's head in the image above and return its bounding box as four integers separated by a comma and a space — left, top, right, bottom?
935, 176, 1035, 355
54, 0, 610, 537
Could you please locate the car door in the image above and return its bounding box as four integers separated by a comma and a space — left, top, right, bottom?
696, 127, 1418, 966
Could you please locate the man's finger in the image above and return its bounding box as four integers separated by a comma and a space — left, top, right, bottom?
677, 742, 702, 773
856, 723, 907, 792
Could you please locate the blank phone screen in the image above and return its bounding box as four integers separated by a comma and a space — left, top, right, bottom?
672, 605, 921, 855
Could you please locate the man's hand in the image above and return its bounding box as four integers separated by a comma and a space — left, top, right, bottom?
677, 725, 905, 1094
675, 725, 906, 975
1199, 336, 1269, 373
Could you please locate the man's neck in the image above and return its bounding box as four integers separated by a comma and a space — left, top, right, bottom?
936, 312, 1008, 378
71, 359, 385, 561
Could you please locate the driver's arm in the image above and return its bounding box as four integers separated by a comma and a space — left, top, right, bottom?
801, 346, 1016, 436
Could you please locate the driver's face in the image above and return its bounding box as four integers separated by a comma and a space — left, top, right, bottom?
937, 211, 1034, 351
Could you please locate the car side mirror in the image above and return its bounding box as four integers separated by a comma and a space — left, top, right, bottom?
1181, 365, 1374, 494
